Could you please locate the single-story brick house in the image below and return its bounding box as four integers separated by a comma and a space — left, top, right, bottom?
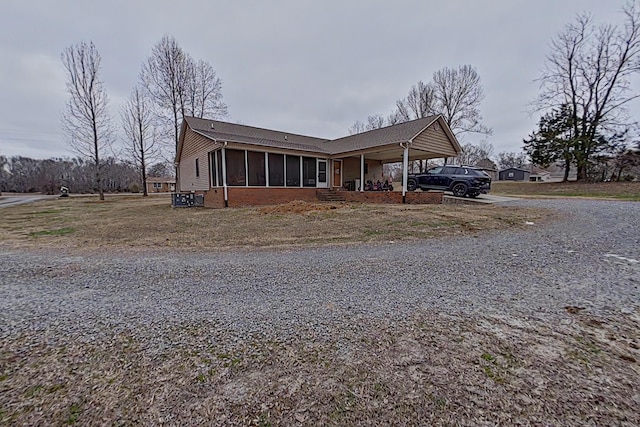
176, 115, 462, 208
499, 167, 530, 181
146, 177, 176, 193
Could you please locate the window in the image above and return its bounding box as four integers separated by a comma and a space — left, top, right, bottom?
247, 151, 266, 186
302, 157, 316, 187
442, 166, 457, 174
225, 149, 246, 186
195, 158, 200, 178
318, 160, 327, 184
269, 153, 285, 186
153, 182, 162, 189
508, 172, 514, 178
286, 155, 300, 187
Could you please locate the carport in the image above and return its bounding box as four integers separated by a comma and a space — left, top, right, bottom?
326, 115, 462, 201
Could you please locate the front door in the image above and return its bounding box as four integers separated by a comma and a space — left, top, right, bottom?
332, 160, 342, 188
317, 159, 328, 188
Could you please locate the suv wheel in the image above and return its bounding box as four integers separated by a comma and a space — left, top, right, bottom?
452, 182, 468, 197
407, 180, 417, 191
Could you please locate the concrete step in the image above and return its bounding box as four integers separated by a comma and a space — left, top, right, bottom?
316, 189, 346, 202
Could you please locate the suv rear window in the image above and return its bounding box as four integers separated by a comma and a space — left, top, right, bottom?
441, 166, 458, 174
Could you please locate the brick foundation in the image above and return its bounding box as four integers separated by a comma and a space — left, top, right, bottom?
201, 187, 443, 208
203, 188, 225, 208
341, 190, 443, 204
404, 191, 444, 204
203, 187, 318, 208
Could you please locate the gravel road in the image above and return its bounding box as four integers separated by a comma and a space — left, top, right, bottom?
1, 198, 638, 343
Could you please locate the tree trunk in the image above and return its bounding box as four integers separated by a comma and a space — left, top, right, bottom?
563, 162, 570, 182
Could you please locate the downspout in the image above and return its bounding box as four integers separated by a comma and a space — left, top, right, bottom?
400, 142, 409, 204
221, 141, 229, 208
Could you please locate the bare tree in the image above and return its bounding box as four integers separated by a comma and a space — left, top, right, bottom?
184, 58, 228, 119
497, 151, 528, 170
348, 120, 366, 135
141, 35, 227, 164
365, 114, 385, 131
535, 2, 640, 180
454, 140, 494, 166
121, 86, 159, 196
140, 35, 188, 158
432, 65, 492, 137
147, 161, 174, 178
61, 41, 113, 200
393, 81, 437, 123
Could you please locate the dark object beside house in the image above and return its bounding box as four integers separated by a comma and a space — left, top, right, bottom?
172, 193, 195, 207
407, 166, 491, 198
499, 168, 530, 181
172, 193, 205, 207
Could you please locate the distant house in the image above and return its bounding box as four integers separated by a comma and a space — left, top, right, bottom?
479, 167, 498, 181
176, 115, 463, 207
499, 167, 530, 181
146, 177, 176, 193
529, 171, 551, 182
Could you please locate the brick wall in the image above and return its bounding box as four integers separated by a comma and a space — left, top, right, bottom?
204, 188, 225, 208
341, 190, 443, 204
201, 187, 443, 208
341, 191, 403, 204
405, 191, 444, 204
226, 187, 318, 207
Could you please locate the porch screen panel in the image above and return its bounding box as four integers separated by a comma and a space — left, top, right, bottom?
225, 149, 246, 186
285, 156, 300, 187
247, 151, 266, 186
216, 151, 223, 186
302, 157, 316, 187
268, 153, 284, 186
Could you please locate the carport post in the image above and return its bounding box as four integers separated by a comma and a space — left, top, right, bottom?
360, 154, 365, 192
402, 143, 409, 203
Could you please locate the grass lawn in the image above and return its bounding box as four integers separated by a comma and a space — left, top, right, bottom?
492, 181, 640, 201
0, 195, 547, 251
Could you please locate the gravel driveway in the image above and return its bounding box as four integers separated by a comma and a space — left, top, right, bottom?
1, 199, 639, 425
1, 199, 638, 339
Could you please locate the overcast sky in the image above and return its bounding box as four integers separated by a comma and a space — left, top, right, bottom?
0, 0, 634, 160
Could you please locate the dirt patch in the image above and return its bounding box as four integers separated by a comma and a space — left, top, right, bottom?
257, 200, 345, 214
1, 311, 638, 425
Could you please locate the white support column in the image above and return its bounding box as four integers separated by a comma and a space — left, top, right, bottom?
221, 146, 228, 207
360, 154, 365, 192
264, 152, 269, 187
402, 144, 409, 202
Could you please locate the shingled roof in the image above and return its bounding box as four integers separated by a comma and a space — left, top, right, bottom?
184, 116, 330, 153
180, 114, 459, 160
324, 115, 439, 154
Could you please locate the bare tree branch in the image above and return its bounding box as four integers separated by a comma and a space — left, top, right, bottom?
60, 41, 113, 200
431, 65, 492, 136
534, 1, 640, 179
121, 86, 160, 196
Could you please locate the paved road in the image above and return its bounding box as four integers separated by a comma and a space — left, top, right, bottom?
0, 194, 58, 208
